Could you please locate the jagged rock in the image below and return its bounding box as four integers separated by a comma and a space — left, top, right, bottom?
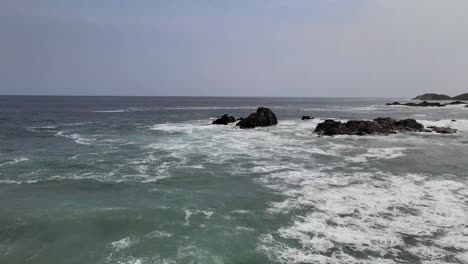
236, 107, 278, 129
212, 114, 236, 125
428, 126, 457, 134
314, 118, 425, 136
302, 116, 313, 120
386, 102, 401, 106
413, 93, 452, 100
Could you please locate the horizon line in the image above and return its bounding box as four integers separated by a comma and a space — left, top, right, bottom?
0, 94, 409, 99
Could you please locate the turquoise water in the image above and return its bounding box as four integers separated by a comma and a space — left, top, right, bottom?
0, 96, 467, 264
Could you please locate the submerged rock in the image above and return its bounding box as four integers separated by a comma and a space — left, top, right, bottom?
212, 114, 236, 125
301, 115, 313, 120
236, 107, 278, 129
314, 118, 425, 136
428, 126, 457, 134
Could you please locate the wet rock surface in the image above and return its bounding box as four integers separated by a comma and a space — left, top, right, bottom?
236, 107, 278, 129
314, 118, 425, 136
212, 114, 236, 125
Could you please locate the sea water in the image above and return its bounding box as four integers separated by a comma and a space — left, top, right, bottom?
0, 96, 467, 264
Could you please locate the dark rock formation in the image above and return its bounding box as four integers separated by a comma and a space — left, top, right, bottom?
428, 126, 457, 134
302, 116, 313, 120
236, 107, 278, 129
387, 100, 467, 107
452, 93, 468, 100
386, 101, 444, 107
413, 93, 452, 100
445, 101, 466, 105
212, 114, 236, 125
314, 118, 425, 136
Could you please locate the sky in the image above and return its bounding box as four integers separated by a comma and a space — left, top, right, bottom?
1, 0, 468, 97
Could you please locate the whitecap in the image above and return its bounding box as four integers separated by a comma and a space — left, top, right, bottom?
0, 157, 29, 167
92, 110, 127, 113
145, 230, 173, 238
55, 131, 96, 145
109, 237, 138, 251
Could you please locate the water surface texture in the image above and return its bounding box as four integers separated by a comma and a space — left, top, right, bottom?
0, 96, 467, 264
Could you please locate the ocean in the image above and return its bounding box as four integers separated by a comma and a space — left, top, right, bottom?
0, 96, 467, 264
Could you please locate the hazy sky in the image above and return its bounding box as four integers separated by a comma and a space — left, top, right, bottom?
1, 0, 468, 97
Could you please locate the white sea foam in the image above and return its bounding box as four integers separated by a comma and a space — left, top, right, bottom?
145, 230, 173, 238
256, 167, 468, 263
109, 237, 138, 251
184, 209, 214, 225
419, 119, 468, 133
92, 109, 127, 113
55, 131, 96, 145
346, 147, 407, 163
0, 157, 29, 167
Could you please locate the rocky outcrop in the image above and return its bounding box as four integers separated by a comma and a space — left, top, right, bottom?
446, 101, 466, 105
413, 93, 452, 100
387, 100, 467, 107
212, 114, 236, 125
236, 107, 278, 129
427, 126, 457, 134
314, 118, 425, 136
386, 101, 445, 107
452, 93, 468, 100
302, 116, 313, 120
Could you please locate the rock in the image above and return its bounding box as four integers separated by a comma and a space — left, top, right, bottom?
302, 116, 313, 120
452, 93, 468, 100
386, 101, 444, 107
445, 101, 466, 105
236, 107, 278, 129
428, 126, 457, 134
212, 114, 236, 125
314, 118, 425, 136
413, 93, 452, 100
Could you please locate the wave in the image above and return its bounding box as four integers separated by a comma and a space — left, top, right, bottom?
418, 119, 468, 133
55, 131, 96, 145
92, 109, 128, 113
0, 157, 29, 167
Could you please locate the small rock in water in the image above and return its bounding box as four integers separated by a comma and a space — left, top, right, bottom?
236, 107, 278, 129
212, 114, 236, 125
428, 126, 457, 134
301, 115, 313, 120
